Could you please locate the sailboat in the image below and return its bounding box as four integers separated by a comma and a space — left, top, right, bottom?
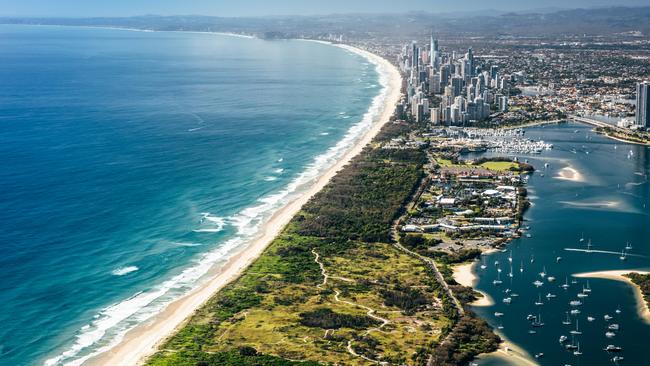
520, 260, 524, 273
532, 313, 544, 327
586, 238, 593, 253
562, 312, 572, 325
480, 256, 487, 270
539, 266, 547, 278
508, 263, 514, 278
619, 248, 627, 261
579, 232, 585, 243
493, 268, 503, 285
535, 293, 544, 306
573, 342, 582, 356
508, 251, 513, 263
570, 319, 582, 335
561, 276, 570, 290
583, 281, 592, 293
565, 335, 578, 350
625, 242, 633, 251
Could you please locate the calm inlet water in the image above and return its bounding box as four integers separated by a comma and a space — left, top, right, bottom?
0, 25, 384, 365
471, 122, 650, 365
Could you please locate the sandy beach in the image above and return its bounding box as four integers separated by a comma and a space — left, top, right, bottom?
574, 270, 650, 324
87, 44, 403, 366
452, 252, 497, 307
476, 336, 540, 366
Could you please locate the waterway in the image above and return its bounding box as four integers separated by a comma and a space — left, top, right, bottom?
470, 121, 650, 365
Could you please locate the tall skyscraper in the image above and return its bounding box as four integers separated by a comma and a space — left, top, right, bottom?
430, 35, 438, 69
636, 81, 650, 128
411, 42, 419, 74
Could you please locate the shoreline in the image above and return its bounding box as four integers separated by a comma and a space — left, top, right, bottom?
84, 42, 403, 366
597, 131, 650, 147
574, 270, 650, 324
452, 254, 538, 365
452, 256, 494, 307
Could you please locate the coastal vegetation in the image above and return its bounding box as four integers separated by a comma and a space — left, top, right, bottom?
146, 116, 502, 365
595, 126, 650, 145
625, 272, 650, 309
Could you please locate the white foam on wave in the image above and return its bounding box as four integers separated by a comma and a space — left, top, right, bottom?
320, 132, 330, 136
111, 266, 139, 276
273, 168, 284, 174
264, 176, 278, 181
192, 213, 226, 233
44, 44, 392, 366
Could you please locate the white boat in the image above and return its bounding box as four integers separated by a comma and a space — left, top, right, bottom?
547, 276, 556, 282
495, 312, 504, 317
615, 306, 621, 314
619, 248, 627, 261
539, 266, 547, 278
577, 293, 588, 298
519, 261, 524, 273
625, 242, 633, 251
559, 335, 568, 343
606, 331, 616, 338
556, 256, 562, 262
579, 232, 584, 242
562, 312, 572, 325
587, 316, 595, 322
493, 270, 503, 285
604, 345, 622, 352
561, 277, 570, 290
535, 294, 544, 306
608, 324, 620, 331
569, 300, 582, 307
533, 280, 544, 287
531, 313, 544, 327
546, 293, 556, 299
583, 281, 592, 293
573, 343, 582, 356
503, 297, 512, 304
570, 319, 582, 335
570, 309, 581, 315
604, 314, 613, 321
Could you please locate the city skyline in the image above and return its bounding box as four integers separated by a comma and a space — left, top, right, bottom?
2, 0, 650, 17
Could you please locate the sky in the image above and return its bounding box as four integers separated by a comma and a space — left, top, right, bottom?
1, 0, 648, 17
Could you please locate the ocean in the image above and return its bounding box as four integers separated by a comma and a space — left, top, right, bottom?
468, 122, 650, 365
0, 25, 386, 365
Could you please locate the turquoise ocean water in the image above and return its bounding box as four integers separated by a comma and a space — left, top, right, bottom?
0, 25, 385, 365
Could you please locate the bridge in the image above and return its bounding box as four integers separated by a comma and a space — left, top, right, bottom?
568, 115, 615, 129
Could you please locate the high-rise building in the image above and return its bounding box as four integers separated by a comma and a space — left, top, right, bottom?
636, 81, 650, 128
451, 77, 464, 98
411, 42, 419, 74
